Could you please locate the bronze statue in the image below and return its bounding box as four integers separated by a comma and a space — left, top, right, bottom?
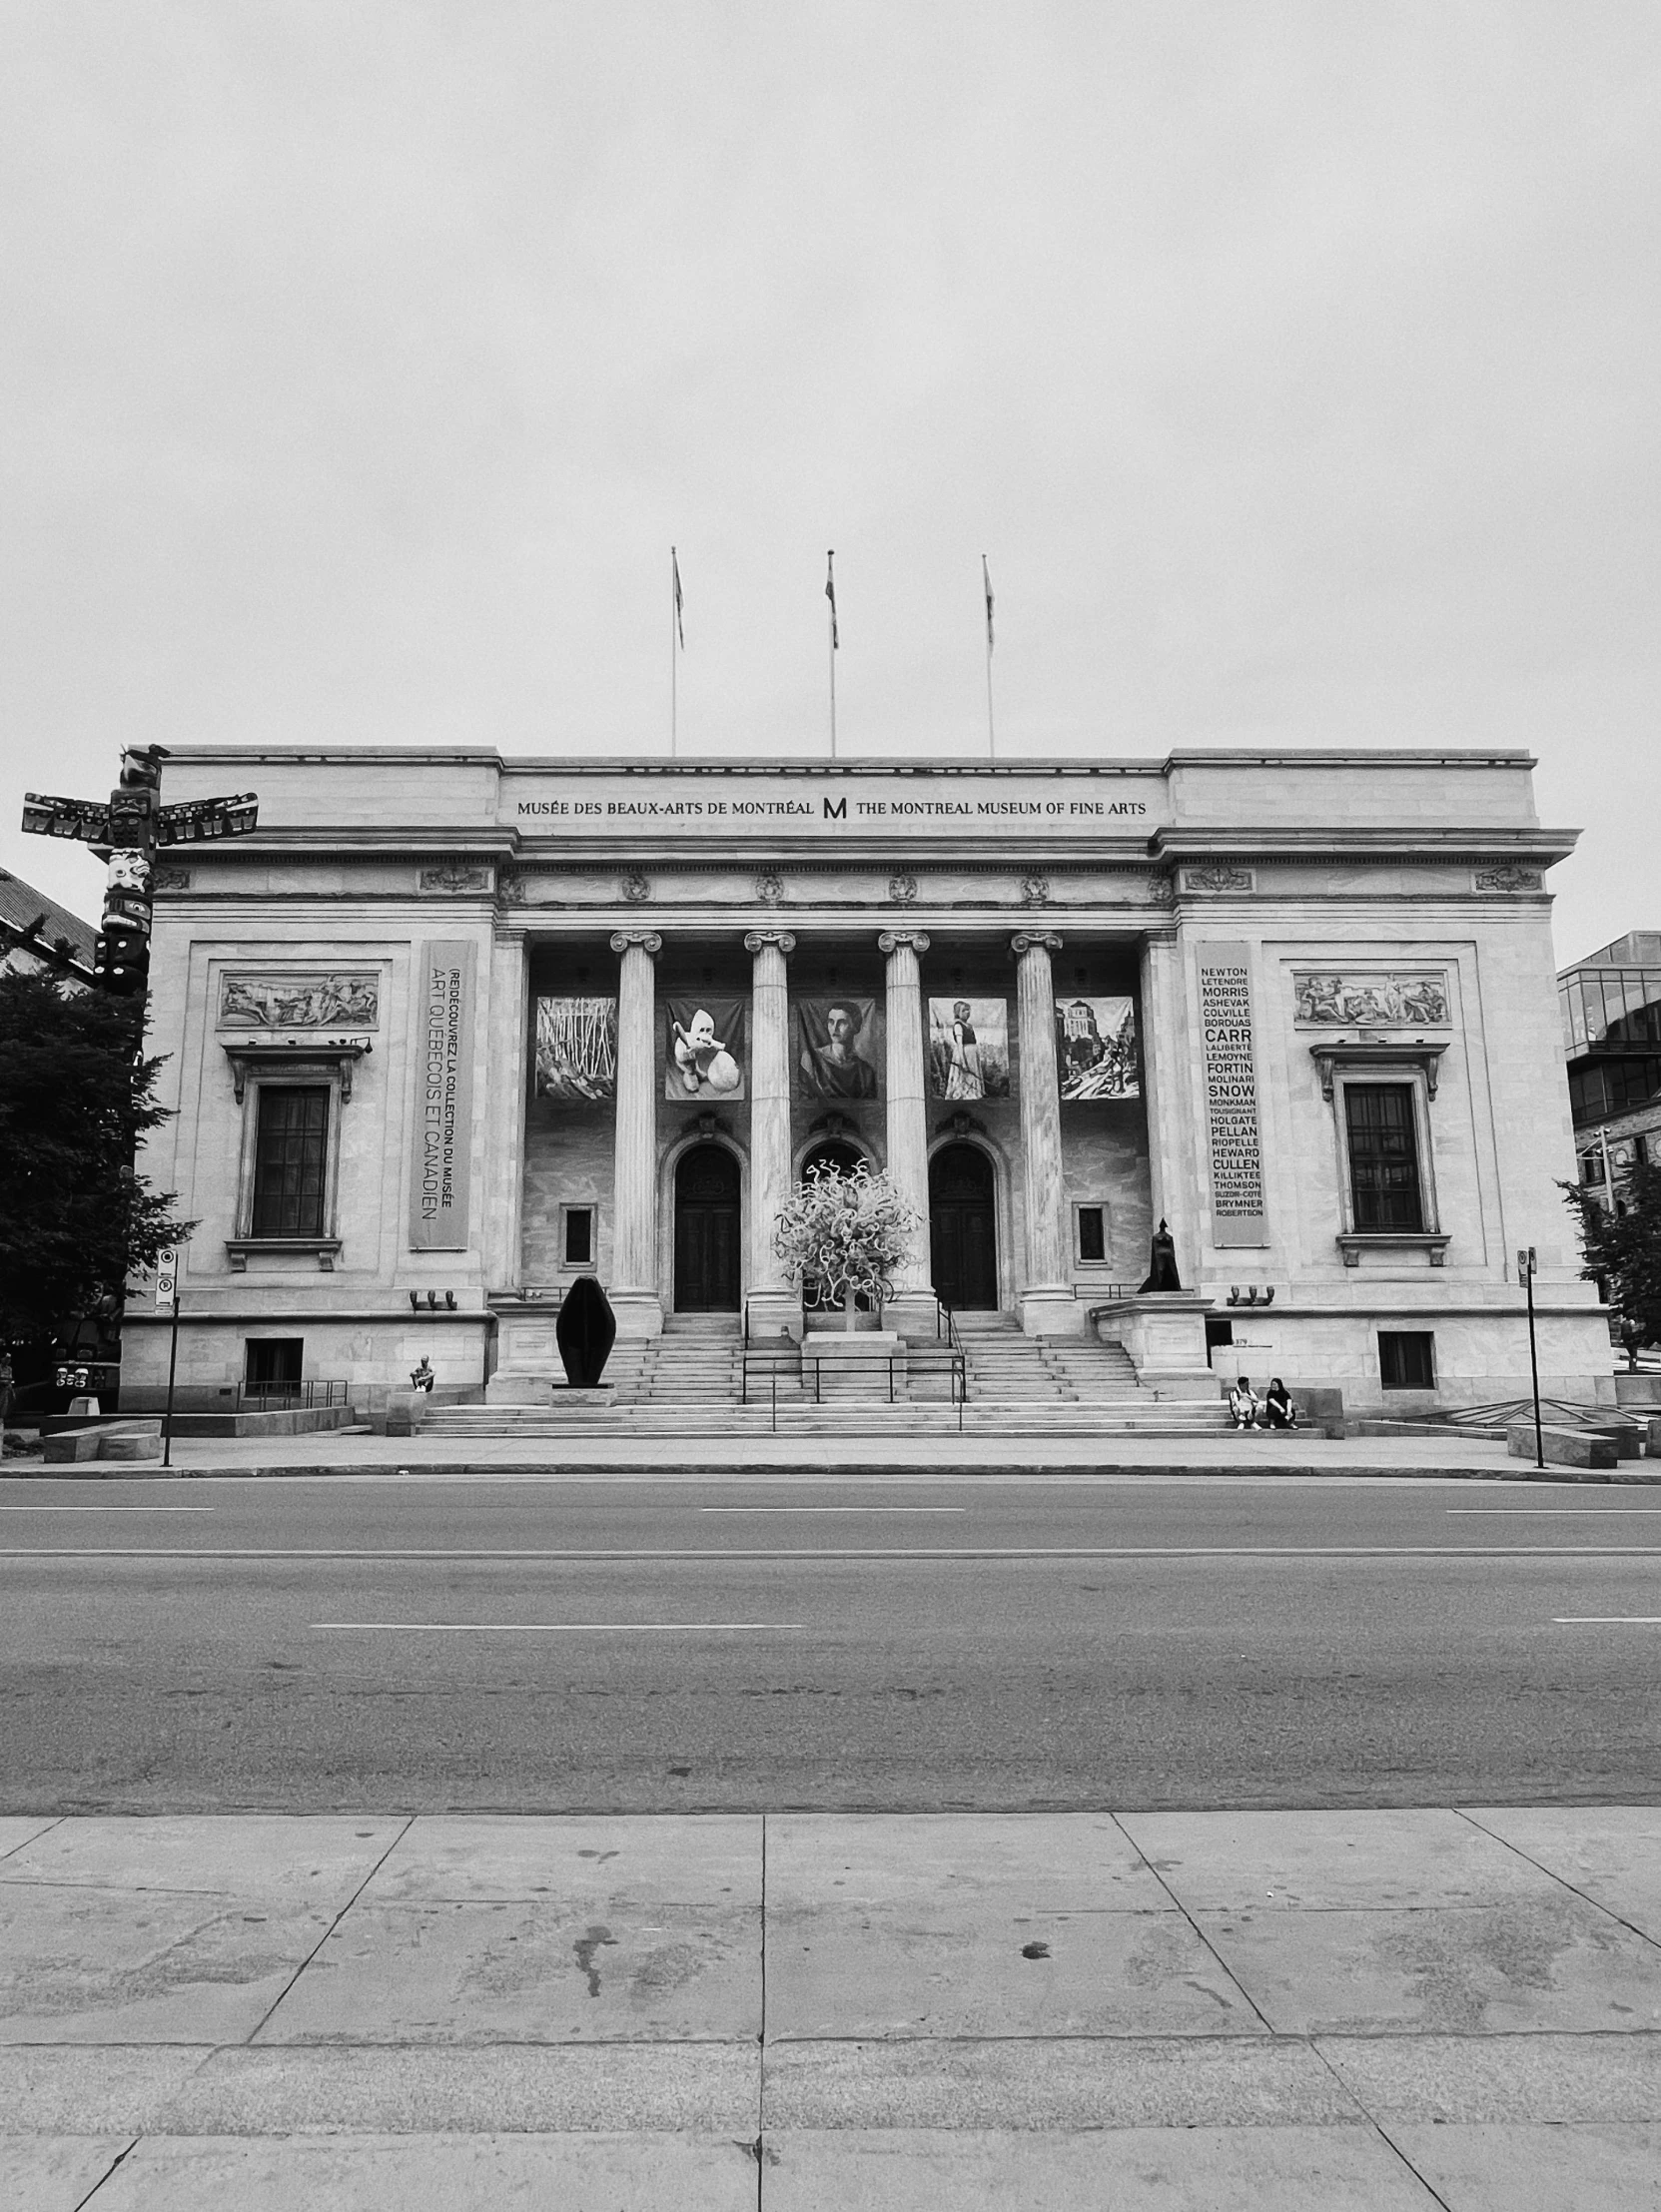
1140, 1218, 1183, 1294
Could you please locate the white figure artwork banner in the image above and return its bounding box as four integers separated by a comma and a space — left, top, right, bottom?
1055, 996, 1140, 1101
927, 997, 1011, 1100
535, 997, 618, 1104
665, 998, 747, 1101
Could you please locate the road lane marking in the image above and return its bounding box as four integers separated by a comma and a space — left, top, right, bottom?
311, 1622, 804, 1632
697, 1506, 968, 1513
1553, 1616, 1661, 1624
7, 1545, 1661, 1561
0, 1505, 215, 1513
1449, 1508, 1661, 1515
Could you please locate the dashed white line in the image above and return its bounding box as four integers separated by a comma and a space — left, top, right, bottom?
1553, 1616, 1661, 1625
311, 1621, 805, 1632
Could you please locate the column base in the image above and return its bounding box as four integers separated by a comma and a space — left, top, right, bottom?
744, 1289, 804, 1343
883, 1290, 943, 1339
608, 1289, 664, 1341
1019, 1286, 1086, 1337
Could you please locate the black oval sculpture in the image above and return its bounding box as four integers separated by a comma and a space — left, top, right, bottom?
555, 1275, 617, 1389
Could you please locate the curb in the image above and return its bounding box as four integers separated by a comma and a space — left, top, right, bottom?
4, 1460, 1657, 1485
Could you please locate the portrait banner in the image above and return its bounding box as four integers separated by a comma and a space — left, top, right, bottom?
1055, 995, 1140, 1101
927, 996, 1011, 1101
796, 996, 884, 1101
535, 996, 617, 1103
409, 939, 475, 1251
665, 997, 747, 1101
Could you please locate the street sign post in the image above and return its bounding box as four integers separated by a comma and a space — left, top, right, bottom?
1518, 1246, 1543, 1470
155, 1246, 180, 1470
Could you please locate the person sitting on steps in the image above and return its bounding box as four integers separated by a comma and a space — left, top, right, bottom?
1228, 1375, 1260, 1430
1262, 1377, 1297, 1430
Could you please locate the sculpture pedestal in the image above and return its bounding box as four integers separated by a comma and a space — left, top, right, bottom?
1092, 1293, 1218, 1396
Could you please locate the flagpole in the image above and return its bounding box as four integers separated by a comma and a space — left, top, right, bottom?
826, 549, 838, 759
982, 554, 996, 759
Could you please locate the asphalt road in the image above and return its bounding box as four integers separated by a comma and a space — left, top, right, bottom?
3, 1473, 1659, 1814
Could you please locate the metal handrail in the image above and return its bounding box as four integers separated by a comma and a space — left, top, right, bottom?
235, 1379, 348, 1411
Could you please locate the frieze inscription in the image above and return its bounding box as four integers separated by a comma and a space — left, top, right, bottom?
219, 974, 380, 1029
1293, 972, 1449, 1029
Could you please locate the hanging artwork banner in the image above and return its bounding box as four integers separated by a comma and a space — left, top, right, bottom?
927, 997, 1011, 1100
409, 939, 475, 1252
796, 997, 884, 1101
665, 997, 747, 1101
534, 997, 618, 1103
1055, 996, 1140, 1101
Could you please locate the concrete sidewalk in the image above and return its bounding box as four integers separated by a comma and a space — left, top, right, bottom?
4, 1810, 1660, 2207
8, 1425, 1634, 1483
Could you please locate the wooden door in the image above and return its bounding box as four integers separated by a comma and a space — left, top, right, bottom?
673, 1144, 741, 1310
929, 1142, 998, 1309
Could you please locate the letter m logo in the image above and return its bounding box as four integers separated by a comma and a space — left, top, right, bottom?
822, 796, 847, 820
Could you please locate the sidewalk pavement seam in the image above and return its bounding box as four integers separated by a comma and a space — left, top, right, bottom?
240, 1816, 414, 2047
1455, 1807, 1661, 1959
1364, 2116, 1459, 2212
0, 1816, 63, 1865
1106, 1811, 1279, 2039
69, 2134, 137, 2210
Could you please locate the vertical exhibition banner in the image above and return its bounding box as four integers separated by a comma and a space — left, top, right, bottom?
410, 940, 476, 1250
1197, 941, 1267, 1246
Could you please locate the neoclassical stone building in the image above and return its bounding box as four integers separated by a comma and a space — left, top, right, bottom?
125, 746, 1612, 1413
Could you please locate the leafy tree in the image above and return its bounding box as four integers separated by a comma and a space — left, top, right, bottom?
773, 1160, 920, 1329
0, 972, 192, 1354
1561, 1158, 1661, 1369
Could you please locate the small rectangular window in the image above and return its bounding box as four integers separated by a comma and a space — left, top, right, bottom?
252, 1087, 329, 1236
563, 1206, 594, 1266
245, 1338, 303, 1387
1077, 1205, 1106, 1262
1379, 1330, 1435, 1390
1345, 1083, 1424, 1232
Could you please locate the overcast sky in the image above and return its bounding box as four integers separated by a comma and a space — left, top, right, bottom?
2, 3, 1655, 964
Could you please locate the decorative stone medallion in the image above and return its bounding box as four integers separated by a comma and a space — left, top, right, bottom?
756, 873, 784, 903
1019, 874, 1050, 907
622, 872, 652, 903
152, 866, 192, 892
887, 873, 918, 905
419, 865, 490, 894
1180, 867, 1254, 894
1473, 866, 1544, 892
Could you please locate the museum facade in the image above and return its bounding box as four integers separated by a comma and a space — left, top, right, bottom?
125, 746, 1612, 1412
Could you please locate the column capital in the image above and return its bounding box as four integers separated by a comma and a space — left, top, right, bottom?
609, 930, 663, 958
878, 930, 931, 957
1010, 930, 1064, 959
743, 930, 797, 956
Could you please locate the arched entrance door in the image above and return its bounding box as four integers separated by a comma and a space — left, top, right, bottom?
929, 1142, 998, 1310
674, 1144, 741, 1311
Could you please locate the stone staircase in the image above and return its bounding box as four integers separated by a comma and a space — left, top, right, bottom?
949, 1311, 1145, 1405
419, 1306, 1233, 1440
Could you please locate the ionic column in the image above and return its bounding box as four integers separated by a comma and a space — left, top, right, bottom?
878, 929, 936, 1332
608, 929, 664, 1338
744, 928, 800, 1338
1011, 930, 1077, 1335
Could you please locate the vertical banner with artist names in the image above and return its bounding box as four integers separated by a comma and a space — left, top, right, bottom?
410, 939, 476, 1250
1197, 941, 1267, 1247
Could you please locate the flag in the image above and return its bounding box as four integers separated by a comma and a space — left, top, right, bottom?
825, 549, 839, 650
671, 547, 685, 649
983, 554, 994, 654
